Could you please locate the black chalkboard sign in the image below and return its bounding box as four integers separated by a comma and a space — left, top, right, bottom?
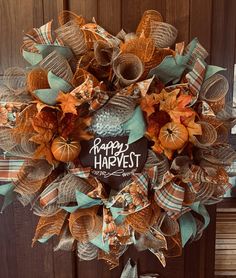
79, 136, 148, 189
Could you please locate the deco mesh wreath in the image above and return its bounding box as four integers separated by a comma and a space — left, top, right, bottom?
0, 10, 236, 268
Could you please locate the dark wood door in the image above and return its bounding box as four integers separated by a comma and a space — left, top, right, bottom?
0, 0, 235, 277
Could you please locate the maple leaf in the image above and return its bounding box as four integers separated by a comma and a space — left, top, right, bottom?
151, 137, 174, 160
57, 92, 80, 116
30, 110, 58, 164
140, 92, 163, 117
183, 115, 202, 141
30, 130, 54, 145
69, 116, 93, 141
31, 110, 58, 135
33, 142, 55, 165
160, 89, 195, 123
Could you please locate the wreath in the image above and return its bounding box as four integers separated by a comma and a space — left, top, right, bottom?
0, 9, 236, 269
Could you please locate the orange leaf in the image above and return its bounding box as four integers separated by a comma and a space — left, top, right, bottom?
33, 142, 55, 165
140, 92, 163, 117
183, 115, 202, 140
160, 89, 195, 123
152, 138, 173, 160
69, 116, 93, 141
57, 92, 80, 116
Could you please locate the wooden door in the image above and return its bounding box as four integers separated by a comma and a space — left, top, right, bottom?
0, 0, 235, 277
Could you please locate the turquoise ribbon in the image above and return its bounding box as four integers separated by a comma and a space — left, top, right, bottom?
204, 65, 226, 81
32, 71, 73, 105
22, 50, 43, 66
35, 44, 73, 60
23, 44, 74, 66
90, 233, 109, 253
61, 190, 102, 213
191, 201, 210, 232
179, 202, 210, 247
0, 183, 15, 212
38, 235, 53, 243
122, 106, 146, 144
61, 190, 125, 222
179, 212, 197, 247
148, 38, 198, 84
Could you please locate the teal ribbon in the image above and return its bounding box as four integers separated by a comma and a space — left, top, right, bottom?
204, 65, 226, 81
148, 38, 198, 84
191, 201, 210, 233
61, 190, 102, 213
22, 50, 43, 66
38, 235, 53, 243
179, 212, 197, 247
35, 44, 73, 60
0, 183, 15, 212
32, 70, 73, 105
61, 190, 125, 222
179, 202, 210, 247
122, 106, 146, 144
90, 233, 109, 253
61, 191, 110, 253
23, 44, 74, 66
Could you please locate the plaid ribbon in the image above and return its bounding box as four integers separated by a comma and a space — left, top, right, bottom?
67, 163, 91, 179
0, 156, 24, 182
186, 58, 206, 100
23, 21, 63, 53
184, 38, 208, 67
155, 182, 185, 214
39, 181, 58, 207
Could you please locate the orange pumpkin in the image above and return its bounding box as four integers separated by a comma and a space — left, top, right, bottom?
27, 68, 49, 94
51, 136, 81, 162
159, 122, 188, 150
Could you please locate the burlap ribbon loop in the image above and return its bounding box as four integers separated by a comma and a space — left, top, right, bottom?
113, 53, 144, 87
200, 74, 229, 112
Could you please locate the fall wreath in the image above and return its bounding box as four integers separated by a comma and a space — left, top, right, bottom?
0, 9, 236, 269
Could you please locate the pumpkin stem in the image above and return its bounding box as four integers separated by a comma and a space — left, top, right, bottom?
167, 128, 173, 134
66, 138, 72, 144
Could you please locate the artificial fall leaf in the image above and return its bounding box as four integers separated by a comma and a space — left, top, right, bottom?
183, 115, 202, 141
31, 110, 58, 135
57, 92, 80, 116
147, 110, 171, 137
151, 137, 174, 160
13, 104, 37, 136
59, 113, 78, 139
140, 92, 163, 117
69, 116, 93, 141
33, 141, 55, 165
159, 89, 194, 123
30, 110, 58, 164
146, 120, 160, 139
33, 100, 60, 115
30, 129, 53, 145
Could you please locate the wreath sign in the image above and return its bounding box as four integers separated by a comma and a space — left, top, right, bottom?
0, 10, 236, 269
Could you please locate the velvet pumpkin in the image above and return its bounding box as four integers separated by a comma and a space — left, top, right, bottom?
51, 136, 81, 162
159, 122, 188, 150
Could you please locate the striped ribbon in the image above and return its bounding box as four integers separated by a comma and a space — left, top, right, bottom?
0, 156, 24, 182
186, 58, 206, 101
